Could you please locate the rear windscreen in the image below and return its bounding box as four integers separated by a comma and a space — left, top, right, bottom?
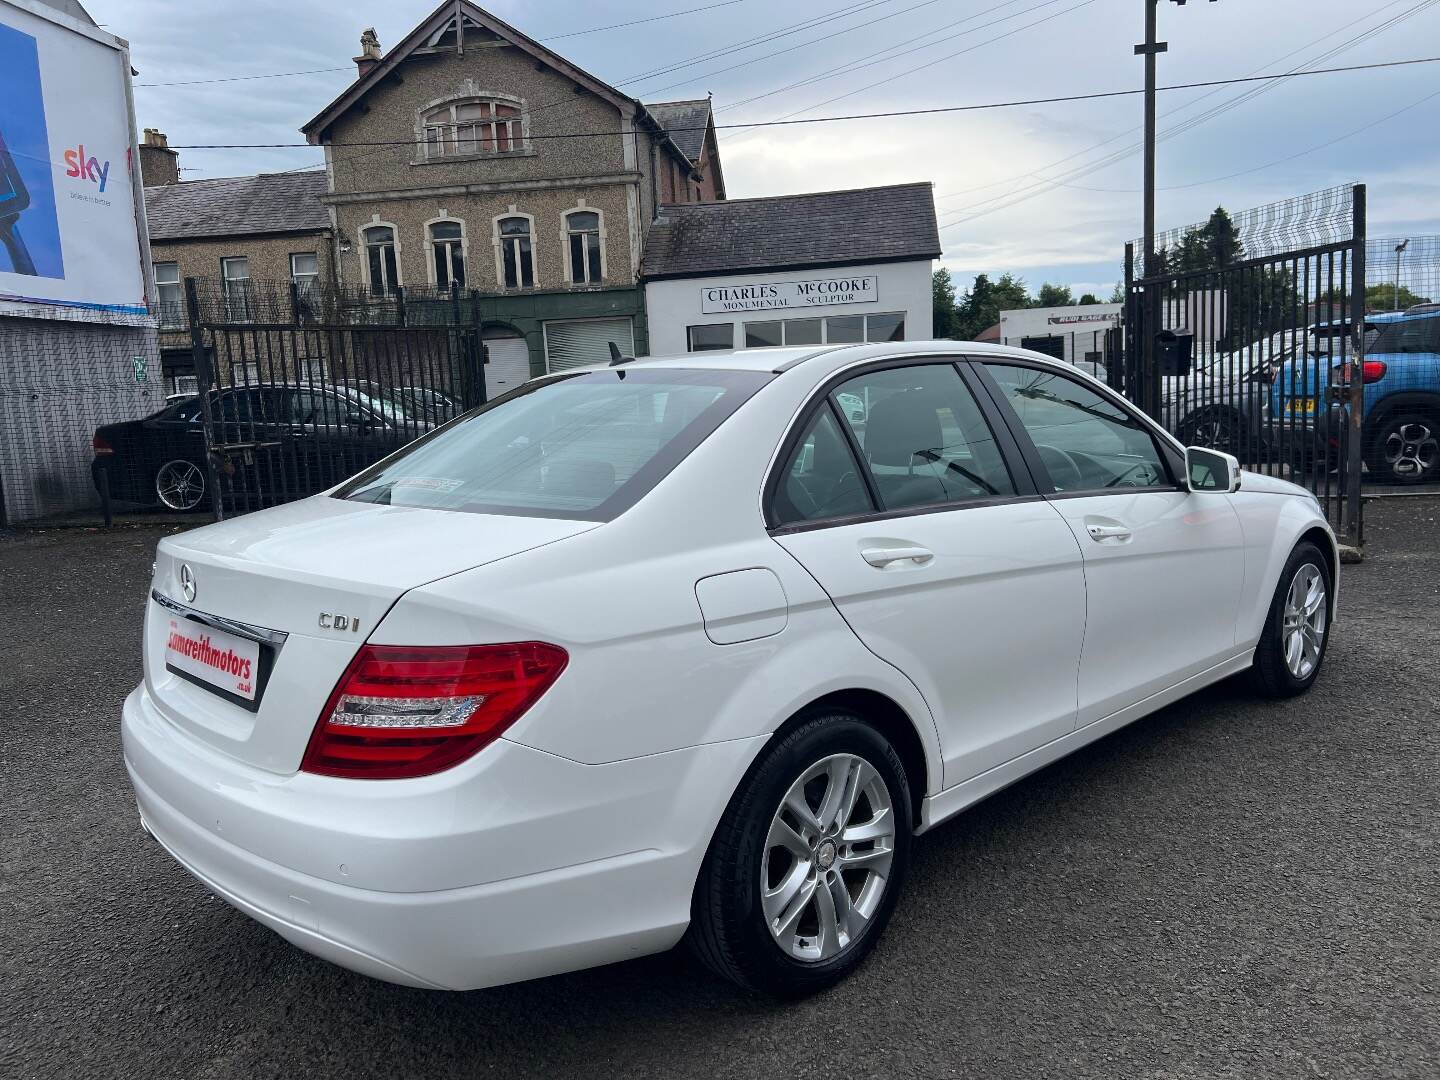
336, 367, 772, 520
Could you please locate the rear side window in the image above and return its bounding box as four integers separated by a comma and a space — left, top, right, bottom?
772, 406, 874, 526
336, 368, 771, 520
834, 364, 1015, 509
1371, 316, 1440, 355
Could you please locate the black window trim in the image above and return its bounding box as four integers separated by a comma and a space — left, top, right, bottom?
763, 355, 1042, 535
968, 356, 1187, 499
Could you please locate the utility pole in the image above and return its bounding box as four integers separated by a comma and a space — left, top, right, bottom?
1395, 239, 1410, 310
1138, 1, 1217, 276
1137, 1, 1165, 277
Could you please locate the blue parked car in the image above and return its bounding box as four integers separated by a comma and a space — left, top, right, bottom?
1273, 306, 1440, 484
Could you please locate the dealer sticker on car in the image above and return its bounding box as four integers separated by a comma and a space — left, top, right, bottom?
164, 618, 259, 700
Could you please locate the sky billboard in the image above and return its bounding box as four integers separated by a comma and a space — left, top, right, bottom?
0, 0, 148, 318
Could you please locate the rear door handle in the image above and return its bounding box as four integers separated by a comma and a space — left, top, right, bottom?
860, 545, 934, 568
1085, 522, 1132, 543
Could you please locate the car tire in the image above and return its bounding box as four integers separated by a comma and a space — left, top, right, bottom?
1366, 410, 1440, 485
689, 709, 912, 996
154, 458, 207, 512
1251, 541, 1332, 698
1179, 406, 1243, 454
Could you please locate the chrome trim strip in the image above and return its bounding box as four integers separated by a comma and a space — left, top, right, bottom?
150, 589, 289, 647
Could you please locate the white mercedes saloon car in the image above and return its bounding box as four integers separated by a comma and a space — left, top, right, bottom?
123, 341, 1336, 996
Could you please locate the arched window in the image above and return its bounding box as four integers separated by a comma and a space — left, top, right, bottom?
565, 210, 603, 285
363, 224, 399, 296
429, 220, 465, 288
496, 216, 534, 289
421, 99, 524, 159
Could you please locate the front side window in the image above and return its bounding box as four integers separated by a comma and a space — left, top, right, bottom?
566, 210, 602, 284
835, 364, 1015, 510
363, 226, 399, 296
221, 257, 250, 322
422, 99, 525, 159
154, 261, 182, 328
336, 368, 771, 520
429, 220, 465, 288
497, 216, 534, 289
688, 323, 733, 352
986, 363, 1169, 493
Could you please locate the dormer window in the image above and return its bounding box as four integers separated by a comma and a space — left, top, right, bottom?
421, 98, 525, 159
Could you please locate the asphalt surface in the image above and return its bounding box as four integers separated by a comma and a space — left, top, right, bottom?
2, 505, 1437, 1080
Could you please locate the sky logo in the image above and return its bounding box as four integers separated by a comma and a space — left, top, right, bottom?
63, 145, 110, 193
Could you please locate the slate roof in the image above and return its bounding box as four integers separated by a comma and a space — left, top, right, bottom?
641, 182, 940, 280
645, 99, 711, 163
144, 171, 330, 241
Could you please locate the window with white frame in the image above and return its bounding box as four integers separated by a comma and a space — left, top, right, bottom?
363, 225, 399, 296
497, 216, 534, 289
565, 210, 602, 284
422, 99, 525, 159
429, 221, 465, 288
154, 261, 183, 328
221, 257, 251, 322
290, 252, 320, 297
741, 312, 907, 348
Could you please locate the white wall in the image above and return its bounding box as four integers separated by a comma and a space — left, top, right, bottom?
644, 259, 933, 356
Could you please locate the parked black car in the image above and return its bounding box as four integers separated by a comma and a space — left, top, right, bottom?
91, 384, 434, 512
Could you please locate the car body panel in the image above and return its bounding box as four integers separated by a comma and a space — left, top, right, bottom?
120, 339, 1337, 991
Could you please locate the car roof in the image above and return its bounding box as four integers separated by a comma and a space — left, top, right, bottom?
602, 340, 1071, 380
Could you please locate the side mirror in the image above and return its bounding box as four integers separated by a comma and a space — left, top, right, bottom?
1186, 446, 1241, 493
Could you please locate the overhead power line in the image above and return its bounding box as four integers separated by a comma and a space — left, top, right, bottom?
163, 56, 1440, 150
134, 0, 764, 88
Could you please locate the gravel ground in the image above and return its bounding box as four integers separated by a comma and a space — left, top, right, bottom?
2, 505, 1437, 1080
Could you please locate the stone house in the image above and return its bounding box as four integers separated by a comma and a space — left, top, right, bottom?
299, 0, 723, 392
143, 160, 332, 394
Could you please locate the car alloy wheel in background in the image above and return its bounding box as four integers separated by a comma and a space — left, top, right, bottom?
1378, 415, 1439, 484
762, 753, 896, 962
155, 459, 206, 511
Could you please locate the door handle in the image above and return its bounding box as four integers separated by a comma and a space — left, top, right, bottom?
1085, 523, 1132, 543
860, 545, 934, 568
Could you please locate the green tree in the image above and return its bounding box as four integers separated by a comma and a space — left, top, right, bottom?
955, 272, 1031, 340
1033, 283, 1075, 308
1364, 282, 1430, 311
1108, 281, 1126, 304
1078, 293, 1101, 306
932, 267, 960, 338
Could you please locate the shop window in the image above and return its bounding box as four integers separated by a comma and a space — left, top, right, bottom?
744, 321, 783, 348
825, 315, 865, 343
866, 312, 906, 342
688, 324, 733, 352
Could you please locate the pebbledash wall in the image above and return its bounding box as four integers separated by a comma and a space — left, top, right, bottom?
645, 260, 934, 356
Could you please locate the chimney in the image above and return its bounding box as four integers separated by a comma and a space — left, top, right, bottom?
354, 27, 382, 78
139, 128, 179, 186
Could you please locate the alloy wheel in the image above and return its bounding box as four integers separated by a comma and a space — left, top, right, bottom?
1382, 421, 1438, 480
156, 460, 205, 511
761, 753, 895, 963
1281, 563, 1327, 680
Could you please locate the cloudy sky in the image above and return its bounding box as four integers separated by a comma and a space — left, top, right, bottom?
88, 0, 1440, 298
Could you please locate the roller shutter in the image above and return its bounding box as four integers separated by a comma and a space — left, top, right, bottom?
543, 318, 635, 373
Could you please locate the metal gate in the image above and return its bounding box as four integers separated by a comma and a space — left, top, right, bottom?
184, 277, 487, 519
1121, 185, 1366, 546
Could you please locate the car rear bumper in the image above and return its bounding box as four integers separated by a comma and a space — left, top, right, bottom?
122, 683, 763, 990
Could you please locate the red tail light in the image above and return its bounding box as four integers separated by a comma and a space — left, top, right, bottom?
301, 642, 568, 779
1334, 360, 1388, 384
92, 432, 114, 455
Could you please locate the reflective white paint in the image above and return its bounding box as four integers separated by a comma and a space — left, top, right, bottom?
122, 341, 1336, 992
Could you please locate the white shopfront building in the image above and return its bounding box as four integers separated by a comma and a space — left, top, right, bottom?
641, 184, 939, 356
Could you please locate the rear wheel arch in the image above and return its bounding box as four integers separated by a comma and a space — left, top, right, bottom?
1365, 391, 1440, 448
762, 689, 933, 828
